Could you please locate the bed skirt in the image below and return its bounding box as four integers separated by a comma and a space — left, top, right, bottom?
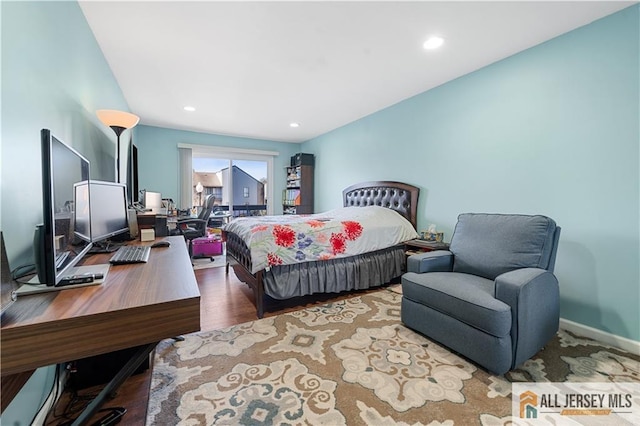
262, 245, 405, 299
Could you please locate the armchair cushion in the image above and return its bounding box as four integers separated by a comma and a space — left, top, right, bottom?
450, 213, 558, 280
402, 272, 512, 338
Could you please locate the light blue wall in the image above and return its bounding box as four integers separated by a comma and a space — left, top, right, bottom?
303, 6, 640, 341
2, 4, 638, 424
1, 1, 130, 423
134, 125, 300, 214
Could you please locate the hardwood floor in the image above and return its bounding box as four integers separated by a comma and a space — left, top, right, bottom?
45, 263, 385, 425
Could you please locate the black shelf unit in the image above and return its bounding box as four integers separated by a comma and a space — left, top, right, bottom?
283, 154, 314, 215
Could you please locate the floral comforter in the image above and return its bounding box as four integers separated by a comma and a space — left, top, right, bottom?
223, 206, 419, 273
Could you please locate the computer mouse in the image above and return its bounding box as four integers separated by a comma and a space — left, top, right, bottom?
151, 241, 171, 248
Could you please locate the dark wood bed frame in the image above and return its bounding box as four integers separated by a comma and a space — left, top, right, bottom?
224, 180, 420, 318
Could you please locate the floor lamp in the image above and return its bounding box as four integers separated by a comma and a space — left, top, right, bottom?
96, 110, 140, 183
196, 182, 204, 206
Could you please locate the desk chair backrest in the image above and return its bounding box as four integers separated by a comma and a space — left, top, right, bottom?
199, 194, 216, 225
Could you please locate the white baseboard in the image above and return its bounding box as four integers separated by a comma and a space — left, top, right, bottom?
559, 318, 640, 355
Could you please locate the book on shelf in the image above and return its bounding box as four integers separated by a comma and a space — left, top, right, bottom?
283, 189, 301, 206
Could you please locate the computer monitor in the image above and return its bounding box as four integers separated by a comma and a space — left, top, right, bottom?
87, 180, 129, 243
144, 191, 166, 214
73, 181, 91, 242
35, 129, 92, 286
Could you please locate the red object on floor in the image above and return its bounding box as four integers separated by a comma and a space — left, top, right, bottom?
192, 237, 223, 256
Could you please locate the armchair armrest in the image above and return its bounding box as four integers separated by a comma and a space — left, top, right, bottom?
495, 268, 559, 367
494, 268, 558, 307
407, 250, 454, 273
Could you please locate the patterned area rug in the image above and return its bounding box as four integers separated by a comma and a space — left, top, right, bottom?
147, 287, 639, 425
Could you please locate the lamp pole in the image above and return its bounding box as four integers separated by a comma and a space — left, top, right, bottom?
110, 126, 126, 183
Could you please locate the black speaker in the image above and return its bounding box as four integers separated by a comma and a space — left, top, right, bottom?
127, 208, 139, 239
291, 153, 314, 166
1, 232, 17, 311
1, 232, 10, 286
33, 224, 48, 285
154, 215, 168, 237
68, 346, 150, 390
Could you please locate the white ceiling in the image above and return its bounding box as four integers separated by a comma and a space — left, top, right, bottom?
79, 1, 634, 143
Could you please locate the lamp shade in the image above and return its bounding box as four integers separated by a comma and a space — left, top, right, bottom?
97, 109, 140, 184
195, 182, 204, 193
96, 110, 140, 130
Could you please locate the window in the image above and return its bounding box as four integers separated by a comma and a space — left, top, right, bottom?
178, 144, 277, 217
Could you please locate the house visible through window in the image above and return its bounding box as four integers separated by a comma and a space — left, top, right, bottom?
178, 143, 276, 217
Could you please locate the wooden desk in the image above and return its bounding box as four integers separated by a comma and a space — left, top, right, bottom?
1, 236, 200, 416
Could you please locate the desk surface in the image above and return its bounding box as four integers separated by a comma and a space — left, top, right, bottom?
1, 236, 201, 377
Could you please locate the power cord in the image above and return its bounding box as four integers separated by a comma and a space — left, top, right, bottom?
11, 263, 36, 282
90, 407, 127, 426
30, 364, 62, 425
45, 364, 128, 425
54, 407, 126, 426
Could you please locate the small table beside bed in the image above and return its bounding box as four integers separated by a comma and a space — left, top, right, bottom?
223, 181, 420, 318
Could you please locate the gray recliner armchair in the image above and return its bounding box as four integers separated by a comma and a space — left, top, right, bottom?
401, 213, 561, 375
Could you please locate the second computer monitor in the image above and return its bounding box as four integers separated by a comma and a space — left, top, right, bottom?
144, 191, 166, 214
89, 180, 129, 242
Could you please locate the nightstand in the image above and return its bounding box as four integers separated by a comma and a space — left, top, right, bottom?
405, 239, 449, 256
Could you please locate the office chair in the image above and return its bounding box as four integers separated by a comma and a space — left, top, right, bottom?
172, 194, 216, 260
208, 208, 229, 228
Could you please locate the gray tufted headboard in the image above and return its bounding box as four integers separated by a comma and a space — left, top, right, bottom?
342, 181, 420, 229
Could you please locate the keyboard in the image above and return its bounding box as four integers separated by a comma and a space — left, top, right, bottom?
109, 245, 151, 264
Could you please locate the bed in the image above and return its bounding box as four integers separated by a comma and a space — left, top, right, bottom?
223, 180, 420, 318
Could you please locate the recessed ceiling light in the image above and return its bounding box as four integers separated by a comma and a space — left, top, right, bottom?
183, 106, 196, 112
423, 36, 444, 50
289, 122, 300, 128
